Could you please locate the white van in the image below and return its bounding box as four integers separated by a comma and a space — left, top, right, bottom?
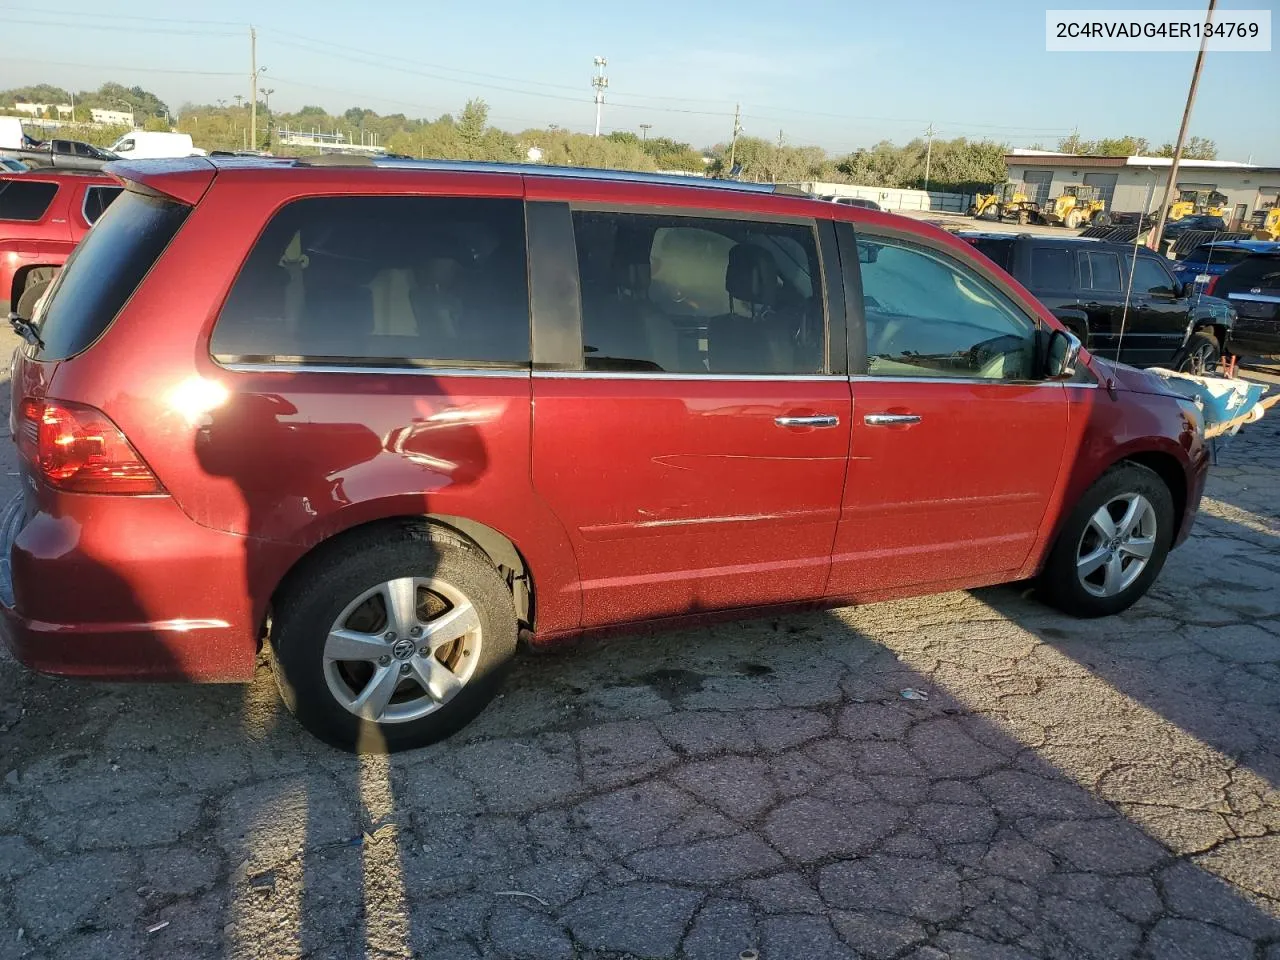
109, 131, 207, 160
0, 116, 26, 150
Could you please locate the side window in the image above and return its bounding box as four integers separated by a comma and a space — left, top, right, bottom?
0, 180, 58, 221
211, 196, 530, 366
117, 139, 135, 153
73, 142, 93, 157
1080, 251, 1122, 292
1132, 257, 1178, 297
571, 210, 825, 375
83, 186, 122, 225
857, 236, 1036, 381
1030, 247, 1075, 290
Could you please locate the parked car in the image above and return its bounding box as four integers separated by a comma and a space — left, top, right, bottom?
1210, 249, 1280, 354
1172, 239, 1280, 294
820, 195, 883, 212
0, 158, 29, 173
959, 232, 1235, 373
1162, 213, 1227, 239
1, 157, 1208, 751
0, 171, 122, 319
0, 138, 118, 172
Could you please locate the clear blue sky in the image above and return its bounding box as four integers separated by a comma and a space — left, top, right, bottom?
3, 0, 1277, 160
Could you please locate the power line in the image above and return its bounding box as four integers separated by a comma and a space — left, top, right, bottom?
1, 57, 241, 77
2, 15, 241, 37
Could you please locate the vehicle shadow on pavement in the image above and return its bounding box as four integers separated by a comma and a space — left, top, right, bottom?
7, 599, 1280, 958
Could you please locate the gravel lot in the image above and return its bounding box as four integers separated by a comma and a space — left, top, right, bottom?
0, 326, 1277, 960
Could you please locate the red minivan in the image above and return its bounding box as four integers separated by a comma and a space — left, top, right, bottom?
2, 157, 1208, 751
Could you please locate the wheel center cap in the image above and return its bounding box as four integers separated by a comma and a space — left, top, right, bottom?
391, 638, 416, 660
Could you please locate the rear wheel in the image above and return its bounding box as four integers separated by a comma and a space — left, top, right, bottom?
1016, 208, 1030, 225
1038, 463, 1174, 618
1175, 332, 1220, 376
269, 524, 518, 752
1065, 210, 1083, 230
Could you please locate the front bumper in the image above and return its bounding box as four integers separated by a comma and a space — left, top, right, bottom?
0, 490, 261, 682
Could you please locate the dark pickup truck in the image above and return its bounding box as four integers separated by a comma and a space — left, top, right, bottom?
959, 232, 1236, 374
0, 138, 117, 172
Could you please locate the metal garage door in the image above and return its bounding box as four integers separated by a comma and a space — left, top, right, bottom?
1023, 170, 1053, 205
1083, 172, 1119, 208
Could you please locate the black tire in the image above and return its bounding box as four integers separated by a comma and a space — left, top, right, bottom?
15, 273, 55, 320
1038, 462, 1175, 618
967, 205, 978, 218
1174, 332, 1220, 376
1017, 209, 1030, 225
269, 523, 517, 752
1095, 212, 1112, 227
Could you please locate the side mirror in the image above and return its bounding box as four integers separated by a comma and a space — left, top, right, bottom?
1046, 329, 1082, 380
1180, 281, 1196, 298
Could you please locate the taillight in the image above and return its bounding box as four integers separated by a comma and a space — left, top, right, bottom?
17, 399, 162, 495
1204, 275, 1219, 296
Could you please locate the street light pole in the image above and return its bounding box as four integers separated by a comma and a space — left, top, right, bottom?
259, 87, 274, 151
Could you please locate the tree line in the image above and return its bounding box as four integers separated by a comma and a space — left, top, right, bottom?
4, 80, 1220, 190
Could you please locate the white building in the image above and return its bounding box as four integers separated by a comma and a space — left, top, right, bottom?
1004, 149, 1279, 226
14, 102, 73, 119
90, 108, 134, 127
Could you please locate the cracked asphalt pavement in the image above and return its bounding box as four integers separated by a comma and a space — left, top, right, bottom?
1, 326, 1277, 959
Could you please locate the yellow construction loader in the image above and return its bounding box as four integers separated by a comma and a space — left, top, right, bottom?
1168, 189, 1229, 221
1249, 205, 1280, 240
968, 182, 1040, 224
1041, 185, 1110, 229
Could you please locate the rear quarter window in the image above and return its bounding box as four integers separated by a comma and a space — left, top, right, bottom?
211, 195, 530, 366
0, 179, 58, 221
31, 190, 189, 360
968, 239, 1013, 273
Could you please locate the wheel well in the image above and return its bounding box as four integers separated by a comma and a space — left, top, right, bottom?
267, 515, 533, 640
1122, 451, 1187, 540
1192, 322, 1229, 350
11, 264, 57, 303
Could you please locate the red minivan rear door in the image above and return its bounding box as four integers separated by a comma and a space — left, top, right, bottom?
828, 223, 1071, 599
531, 201, 852, 629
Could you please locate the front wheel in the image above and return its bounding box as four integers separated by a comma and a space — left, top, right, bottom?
1038, 463, 1175, 618
1175, 332, 1220, 376
1065, 210, 1083, 230
269, 524, 518, 752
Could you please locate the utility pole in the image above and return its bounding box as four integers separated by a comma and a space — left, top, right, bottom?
592, 56, 608, 137
639, 123, 651, 142
1150, 0, 1216, 252
923, 122, 935, 193
728, 103, 742, 171
249, 26, 257, 154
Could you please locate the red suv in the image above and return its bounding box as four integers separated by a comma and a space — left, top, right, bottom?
1, 170, 121, 319
2, 157, 1208, 751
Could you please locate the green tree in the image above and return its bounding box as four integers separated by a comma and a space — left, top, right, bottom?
1155, 136, 1218, 160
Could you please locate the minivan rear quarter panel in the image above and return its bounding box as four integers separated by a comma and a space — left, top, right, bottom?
43, 170, 586, 660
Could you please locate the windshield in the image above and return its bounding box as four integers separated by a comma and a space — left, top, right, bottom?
31, 189, 189, 360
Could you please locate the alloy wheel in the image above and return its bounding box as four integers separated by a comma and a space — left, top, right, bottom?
1075, 493, 1158, 598
322, 577, 482, 723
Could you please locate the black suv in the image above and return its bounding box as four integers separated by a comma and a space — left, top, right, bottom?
1213, 249, 1280, 354
960, 233, 1235, 372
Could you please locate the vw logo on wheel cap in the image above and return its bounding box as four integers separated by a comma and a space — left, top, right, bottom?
391, 638, 416, 660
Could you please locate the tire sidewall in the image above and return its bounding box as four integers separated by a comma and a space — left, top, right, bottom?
271, 531, 517, 752
1041, 463, 1176, 618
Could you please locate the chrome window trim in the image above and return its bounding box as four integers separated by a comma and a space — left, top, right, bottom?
218, 362, 530, 378
849, 374, 1096, 388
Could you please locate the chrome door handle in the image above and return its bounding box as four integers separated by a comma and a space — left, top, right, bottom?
863, 413, 921, 426
775, 415, 840, 428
